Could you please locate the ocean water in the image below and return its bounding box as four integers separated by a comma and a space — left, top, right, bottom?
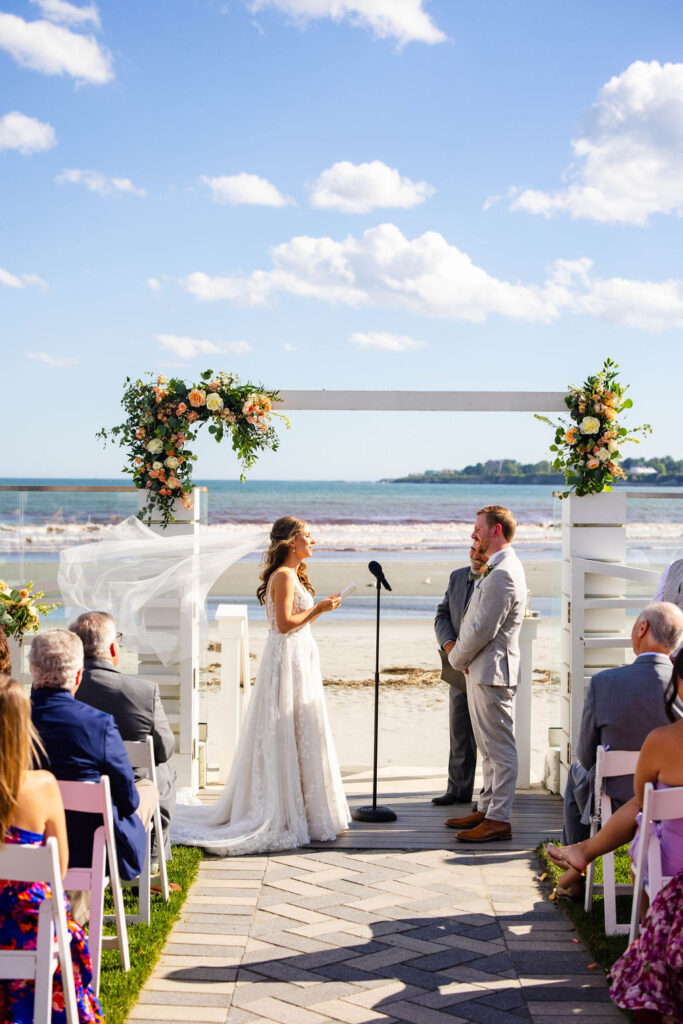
2, 477, 679, 623
1, 478, 681, 558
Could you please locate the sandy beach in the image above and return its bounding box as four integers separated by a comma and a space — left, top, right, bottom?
208, 556, 556, 600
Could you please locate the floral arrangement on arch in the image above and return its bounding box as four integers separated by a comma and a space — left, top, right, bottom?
536, 358, 651, 496
98, 370, 284, 526
0, 580, 59, 643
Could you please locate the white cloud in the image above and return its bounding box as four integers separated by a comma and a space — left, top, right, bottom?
180, 222, 683, 331
510, 61, 683, 225
310, 160, 434, 213
200, 173, 293, 207
56, 168, 146, 197
30, 0, 101, 29
247, 0, 446, 46
576, 277, 683, 331
147, 277, 162, 291
0, 12, 112, 83
0, 267, 47, 289
181, 223, 569, 322
27, 351, 77, 367
156, 334, 254, 361
350, 331, 427, 351
282, 342, 298, 351
0, 111, 56, 153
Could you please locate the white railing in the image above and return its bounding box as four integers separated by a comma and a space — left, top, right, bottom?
210, 605, 251, 783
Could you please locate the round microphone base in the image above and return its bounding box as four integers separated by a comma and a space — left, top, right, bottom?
351, 804, 397, 823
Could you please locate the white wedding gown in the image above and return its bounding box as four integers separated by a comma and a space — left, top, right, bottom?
170, 576, 351, 855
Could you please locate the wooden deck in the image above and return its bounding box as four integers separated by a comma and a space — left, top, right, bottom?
306, 766, 563, 852
198, 765, 563, 854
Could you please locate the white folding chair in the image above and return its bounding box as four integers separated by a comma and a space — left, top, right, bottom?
584, 745, 639, 935
629, 782, 683, 943
58, 776, 130, 995
122, 736, 170, 925
0, 836, 78, 1024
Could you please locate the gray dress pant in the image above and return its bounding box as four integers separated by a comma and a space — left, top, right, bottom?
446, 685, 477, 801
466, 679, 518, 823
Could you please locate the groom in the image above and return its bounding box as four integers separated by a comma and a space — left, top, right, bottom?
445, 505, 526, 842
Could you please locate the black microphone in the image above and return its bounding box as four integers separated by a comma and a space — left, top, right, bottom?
368, 560, 392, 591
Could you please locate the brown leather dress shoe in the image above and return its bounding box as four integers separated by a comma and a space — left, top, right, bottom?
456, 818, 512, 842
445, 811, 485, 829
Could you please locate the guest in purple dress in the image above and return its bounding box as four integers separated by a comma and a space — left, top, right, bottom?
610, 873, 683, 1022
0, 674, 104, 1024
546, 645, 683, 895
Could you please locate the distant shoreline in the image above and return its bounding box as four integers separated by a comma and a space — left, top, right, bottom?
389, 476, 682, 486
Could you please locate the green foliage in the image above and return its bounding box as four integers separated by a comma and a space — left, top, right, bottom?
0, 580, 59, 641
98, 371, 286, 527
97, 845, 203, 1024
535, 358, 651, 498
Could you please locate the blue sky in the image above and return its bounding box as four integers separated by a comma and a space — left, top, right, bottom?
1, 0, 682, 480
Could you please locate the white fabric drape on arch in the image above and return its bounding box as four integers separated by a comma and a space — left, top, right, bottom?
57, 516, 267, 664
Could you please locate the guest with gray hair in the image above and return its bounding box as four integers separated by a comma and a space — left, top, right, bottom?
30, 629, 153, 898
559, 601, 683, 895
70, 610, 176, 864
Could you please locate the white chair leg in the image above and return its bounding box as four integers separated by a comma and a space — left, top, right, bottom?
153, 804, 170, 902
33, 901, 54, 1024
88, 836, 107, 996
53, 895, 79, 1024
107, 842, 131, 971
137, 827, 151, 926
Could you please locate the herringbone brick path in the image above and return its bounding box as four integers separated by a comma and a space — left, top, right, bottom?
129, 846, 623, 1024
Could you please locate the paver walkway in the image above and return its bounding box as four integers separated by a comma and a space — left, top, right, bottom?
128, 770, 624, 1024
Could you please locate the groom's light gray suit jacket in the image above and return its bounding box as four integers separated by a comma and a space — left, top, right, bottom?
448, 547, 527, 688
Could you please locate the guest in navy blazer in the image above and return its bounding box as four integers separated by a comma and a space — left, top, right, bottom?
29, 629, 150, 882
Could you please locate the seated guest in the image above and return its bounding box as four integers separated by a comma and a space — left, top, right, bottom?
547, 647, 683, 894
70, 611, 176, 863
0, 674, 104, 1023
654, 556, 683, 654
0, 627, 9, 674
29, 629, 155, 886
561, 602, 683, 858
609, 873, 683, 1023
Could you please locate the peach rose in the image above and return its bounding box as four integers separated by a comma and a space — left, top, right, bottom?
586, 457, 600, 469
177, 402, 188, 415
188, 389, 206, 408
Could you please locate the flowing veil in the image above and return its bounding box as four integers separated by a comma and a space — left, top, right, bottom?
58, 516, 267, 664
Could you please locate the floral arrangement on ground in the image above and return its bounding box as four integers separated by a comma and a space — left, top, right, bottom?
536, 358, 651, 496
0, 581, 58, 643
98, 370, 284, 526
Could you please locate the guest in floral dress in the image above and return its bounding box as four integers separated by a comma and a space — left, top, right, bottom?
0, 674, 104, 1023
610, 873, 683, 1023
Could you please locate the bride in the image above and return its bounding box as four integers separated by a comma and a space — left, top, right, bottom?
170, 516, 351, 855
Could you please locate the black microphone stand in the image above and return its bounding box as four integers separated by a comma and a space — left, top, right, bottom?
351, 572, 397, 823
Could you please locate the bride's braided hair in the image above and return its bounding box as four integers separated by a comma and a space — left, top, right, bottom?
257, 516, 316, 605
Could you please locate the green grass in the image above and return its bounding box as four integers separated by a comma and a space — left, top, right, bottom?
96, 845, 203, 1024
539, 841, 632, 974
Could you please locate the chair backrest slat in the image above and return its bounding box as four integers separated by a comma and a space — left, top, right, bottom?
58, 776, 111, 815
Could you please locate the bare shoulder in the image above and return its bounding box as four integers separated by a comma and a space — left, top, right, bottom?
23, 769, 60, 797
270, 568, 295, 589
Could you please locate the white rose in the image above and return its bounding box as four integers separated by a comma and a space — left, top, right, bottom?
146, 438, 164, 455
597, 448, 610, 462
152, 461, 163, 471
608, 440, 618, 453
579, 416, 600, 435
206, 393, 224, 413
164, 456, 179, 470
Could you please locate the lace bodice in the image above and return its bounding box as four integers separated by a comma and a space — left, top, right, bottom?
266, 572, 314, 635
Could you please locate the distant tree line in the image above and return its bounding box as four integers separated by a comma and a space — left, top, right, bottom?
392, 456, 683, 485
